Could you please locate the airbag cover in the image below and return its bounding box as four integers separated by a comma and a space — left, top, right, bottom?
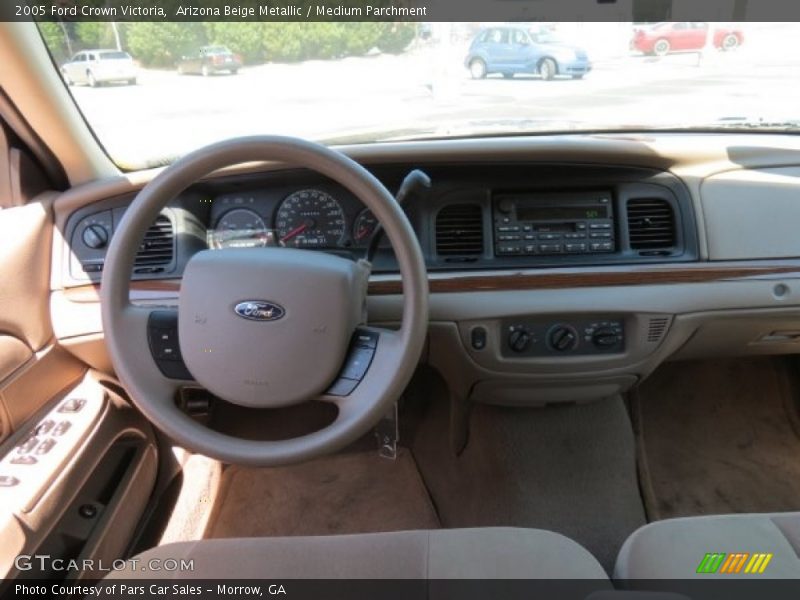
178, 248, 368, 408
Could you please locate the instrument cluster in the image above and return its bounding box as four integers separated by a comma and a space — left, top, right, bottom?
208, 187, 386, 251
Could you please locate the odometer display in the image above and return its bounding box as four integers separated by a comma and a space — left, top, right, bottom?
276, 189, 346, 248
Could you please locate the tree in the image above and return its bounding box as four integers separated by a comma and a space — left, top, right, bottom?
375, 23, 416, 54
38, 22, 70, 63
125, 23, 205, 67
205, 23, 265, 63
74, 23, 115, 49
261, 23, 306, 62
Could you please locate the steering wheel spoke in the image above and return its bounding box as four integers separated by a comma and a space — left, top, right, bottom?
118, 304, 186, 398
320, 327, 404, 412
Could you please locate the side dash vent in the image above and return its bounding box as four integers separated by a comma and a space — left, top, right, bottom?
436, 204, 484, 257
135, 214, 174, 267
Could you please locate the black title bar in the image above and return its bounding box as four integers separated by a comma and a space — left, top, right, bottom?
3, 0, 800, 22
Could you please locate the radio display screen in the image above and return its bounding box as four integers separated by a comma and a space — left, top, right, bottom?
517, 205, 608, 221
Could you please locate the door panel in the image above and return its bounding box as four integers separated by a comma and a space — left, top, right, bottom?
0, 199, 54, 349
0, 110, 158, 586
0, 194, 76, 441
1, 344, 85, 434
0, 336, 31, 382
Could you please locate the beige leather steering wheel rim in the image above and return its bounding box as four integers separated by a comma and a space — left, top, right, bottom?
101, 136, 428, 466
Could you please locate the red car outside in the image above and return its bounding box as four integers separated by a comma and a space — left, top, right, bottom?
631, 22, 744, 56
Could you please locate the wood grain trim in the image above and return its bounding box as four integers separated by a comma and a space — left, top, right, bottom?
368, 262, 800, 295
62, 262, 800, 301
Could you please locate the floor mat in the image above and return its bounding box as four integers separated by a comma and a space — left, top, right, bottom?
633, 357, 800, 521
207, 448, 440, 538
411, 393, 646, 573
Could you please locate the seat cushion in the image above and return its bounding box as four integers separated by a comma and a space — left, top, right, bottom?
615, 513, 800, 579
115, 527, 609, 579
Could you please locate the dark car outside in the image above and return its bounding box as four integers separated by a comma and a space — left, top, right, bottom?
465, 26, 591, 81
178, 46, 242, 76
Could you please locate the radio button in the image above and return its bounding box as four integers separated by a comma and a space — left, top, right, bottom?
524, 234, 536, 241
589, 223, 611, 230
589, 232, 612, 239
497, 234, 521, 241
523, 225, 532, 232
576, 222, 587, 230
524, 245, 536, 254
564, 233, 586, 239
565, 243, 587, 253
497, 245, 522, 255
590, 242, 614, 251
539, 243, 562, 254
539, 233, 561, 241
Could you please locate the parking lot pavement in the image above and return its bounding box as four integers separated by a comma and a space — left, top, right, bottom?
68, 35, 800, 166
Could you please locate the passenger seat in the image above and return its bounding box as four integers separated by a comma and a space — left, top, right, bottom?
615, 513, 800, 579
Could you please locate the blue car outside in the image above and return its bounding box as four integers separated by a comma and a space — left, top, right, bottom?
465, 26, 592, 81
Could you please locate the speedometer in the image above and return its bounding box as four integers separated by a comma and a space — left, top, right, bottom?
275, 189, 346, 248
210, 208, 270, 249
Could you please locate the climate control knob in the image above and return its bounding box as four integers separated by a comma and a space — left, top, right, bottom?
548, 325, 579, 352
82, 224, 109, 249
508, 328, 532, 353
592, 327, 620, 348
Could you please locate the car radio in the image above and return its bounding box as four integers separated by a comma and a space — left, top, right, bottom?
493, 190, 615, 256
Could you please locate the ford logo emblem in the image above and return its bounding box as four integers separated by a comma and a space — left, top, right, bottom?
234, 301, 285, 322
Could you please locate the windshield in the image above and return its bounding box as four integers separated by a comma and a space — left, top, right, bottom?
37, 21, 798, 169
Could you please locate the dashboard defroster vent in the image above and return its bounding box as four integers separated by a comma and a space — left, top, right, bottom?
135, 215, 174, 267
436, 204, 484, 257
626, 198, 676, 251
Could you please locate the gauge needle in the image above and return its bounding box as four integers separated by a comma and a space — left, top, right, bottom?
280, 223, 307, 243
355, 227, 370, 241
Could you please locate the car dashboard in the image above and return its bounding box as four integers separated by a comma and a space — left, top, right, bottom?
49, 134, 800, 407
63, 162, 699, 284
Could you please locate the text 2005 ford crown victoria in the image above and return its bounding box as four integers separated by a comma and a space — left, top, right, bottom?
2, 12, 800, 600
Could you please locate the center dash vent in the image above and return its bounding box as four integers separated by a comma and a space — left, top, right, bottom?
135, 214, 174, 267
626, 198, 676, 251
435, 204, 484, 257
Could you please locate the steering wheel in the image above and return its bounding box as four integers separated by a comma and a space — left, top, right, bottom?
101, 136, 429, 466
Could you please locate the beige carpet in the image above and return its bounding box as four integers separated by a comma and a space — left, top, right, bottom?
634, 357, 800, 520
411, 393, 646, 574
159, 453, 222, 545
207, 449, 440, 538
